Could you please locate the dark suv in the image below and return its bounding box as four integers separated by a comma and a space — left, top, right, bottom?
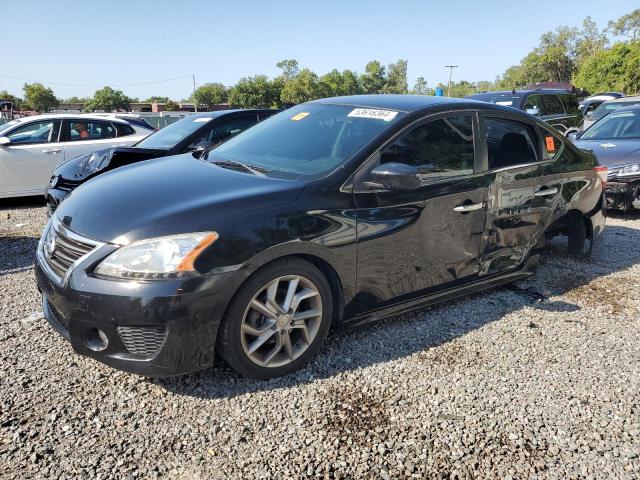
467, 89, 583, 135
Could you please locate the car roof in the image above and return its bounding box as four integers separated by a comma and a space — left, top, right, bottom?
5, 113, 135, 125
605, 104, 640, 113
310, 94, 482, 112
470, 89, 572, 96
186, 109, 278, 120
603, 95, 640, 104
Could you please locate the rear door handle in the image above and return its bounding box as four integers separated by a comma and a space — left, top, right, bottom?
453, 202, 486, 212
42, 148, 62, 154
534, 187, 558, 197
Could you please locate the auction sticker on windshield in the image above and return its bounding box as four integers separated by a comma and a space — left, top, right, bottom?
193, 118, 213, 123
291, 112, 310, 121
347, 108, 399, 122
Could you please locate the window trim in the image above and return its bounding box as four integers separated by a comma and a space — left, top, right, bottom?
5, 119, 61, 146
351, 109, 483, 192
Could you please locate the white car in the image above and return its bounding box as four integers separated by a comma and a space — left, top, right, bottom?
0, 114, 154, 198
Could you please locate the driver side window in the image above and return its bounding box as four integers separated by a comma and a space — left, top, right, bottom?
7, 121, 58, 145
188, 115, 259, 150
380, 114, 475, 180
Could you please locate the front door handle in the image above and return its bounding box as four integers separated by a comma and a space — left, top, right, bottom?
534, 187, 558, 197
453, 202, 486, 212
42, 148, 62, 154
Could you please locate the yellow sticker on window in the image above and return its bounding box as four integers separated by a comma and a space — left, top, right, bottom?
545, 136, 556, 152
291, 112, 310, 121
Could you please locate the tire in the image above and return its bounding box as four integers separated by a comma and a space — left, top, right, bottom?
217, 257, 333, 379
567, 216, 587, 257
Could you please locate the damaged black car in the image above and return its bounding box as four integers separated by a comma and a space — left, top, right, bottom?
36, 95, 606, 379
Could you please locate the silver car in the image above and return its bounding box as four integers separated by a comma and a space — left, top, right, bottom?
0, 114, 153, 198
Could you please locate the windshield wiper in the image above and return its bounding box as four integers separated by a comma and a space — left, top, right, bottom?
212, 160, 271, 176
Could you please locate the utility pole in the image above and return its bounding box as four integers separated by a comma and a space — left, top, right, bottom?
192, 73, 197, 112
445, 65, 458, 97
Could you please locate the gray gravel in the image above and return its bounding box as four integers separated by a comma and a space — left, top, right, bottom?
1, 200, 639, 479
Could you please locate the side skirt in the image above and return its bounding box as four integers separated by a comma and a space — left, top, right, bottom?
342, 254, 539, 330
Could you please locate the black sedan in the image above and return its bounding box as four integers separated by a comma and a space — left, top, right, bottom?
572, 105, 640, 211
35, 95, 606, 378
45, 109, 277, 214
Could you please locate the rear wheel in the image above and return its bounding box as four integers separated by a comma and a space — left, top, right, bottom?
217, 258, 333, 379
567, 215, 587, 257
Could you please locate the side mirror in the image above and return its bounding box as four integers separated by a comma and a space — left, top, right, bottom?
0, 136, 11, 146
525, 107, 540, 116
192, 140, 213, 154
367, 163, 421, 191
566, 131, 579, 141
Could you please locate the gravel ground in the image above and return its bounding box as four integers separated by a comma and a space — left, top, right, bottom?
1, 199, 639, 479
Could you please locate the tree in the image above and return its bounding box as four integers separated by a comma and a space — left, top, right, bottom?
412, 77, 429, 95
0, 90, 23, 109
191, 83, 228, 108
280, 69, 321, 104
164, 100, 180, 111
84, 86, 130, 112
318, 69, 360, 97
360, 60, 386, 94
145, 96, 170, 103
575, 17, 608, 65
64, 96, 89, 104
276, 59, 300, 81
341, 70, 360, 95
607, 9, 640, 41
574, 41, 640, 94
384, 59, 408, 94
228, 75, 278, 108
22, 83, 59, 112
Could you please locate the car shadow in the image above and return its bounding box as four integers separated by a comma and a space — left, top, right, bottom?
0, 236, 39, 277
158, 222, 640, 400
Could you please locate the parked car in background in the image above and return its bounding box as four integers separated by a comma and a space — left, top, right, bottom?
467, 89, 582, 135
36, 95, 606, 378
571, 105, 640, 211
579, 92, 624, 117
0, 114, 153, 198
91, 113, 156, 131
46, 109, 277, 213
582, 95, 640, 131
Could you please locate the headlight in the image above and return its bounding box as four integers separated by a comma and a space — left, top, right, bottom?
77, 150, 111, 175
94, 232, 218, 280
617, 163, 640, 177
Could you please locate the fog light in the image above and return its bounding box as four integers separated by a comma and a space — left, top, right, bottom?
85, 328, 109, 351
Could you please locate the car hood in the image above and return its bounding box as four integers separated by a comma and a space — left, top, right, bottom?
55, 154, 306, 243
55, 146, 168, 182
573, 139, 640, 167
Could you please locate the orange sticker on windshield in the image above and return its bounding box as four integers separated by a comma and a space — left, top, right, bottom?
545, 136, 556, 152
291, 112, 310, 121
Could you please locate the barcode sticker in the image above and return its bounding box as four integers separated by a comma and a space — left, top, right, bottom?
347, 108, 399, 122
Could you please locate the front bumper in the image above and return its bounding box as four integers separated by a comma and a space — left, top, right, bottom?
35, 247, 250, 377
45, 186, 71, 217
605, 179, 640, 211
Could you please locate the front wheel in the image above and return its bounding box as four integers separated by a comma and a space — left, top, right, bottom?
217, 258, 333, 379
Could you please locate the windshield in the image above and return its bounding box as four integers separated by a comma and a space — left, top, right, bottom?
206, 104, 403, 179
467, 93, 523, 107
135, 115, 211, 149
581, 110, 640, 140
591, 101, 640, 121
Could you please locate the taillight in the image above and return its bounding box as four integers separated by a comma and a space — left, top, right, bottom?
593, 166, 608, 188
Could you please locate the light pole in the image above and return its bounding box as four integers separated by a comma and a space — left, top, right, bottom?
192, 73, 197, 112
445, 65, 458, 97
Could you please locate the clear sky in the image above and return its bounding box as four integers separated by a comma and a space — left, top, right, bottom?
1, 0, 637, 101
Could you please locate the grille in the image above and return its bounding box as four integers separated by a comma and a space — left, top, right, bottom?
44, 225, 96, 279
56, 178, 81, 192
117, 326, 167, 359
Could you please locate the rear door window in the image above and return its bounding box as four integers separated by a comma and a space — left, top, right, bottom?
66, 120, 116, 141
559, 94, 580, 116
114, 123, 135, 137
523, 95, 542, 116
380, 114, 475, 180
484, 118, 539, 169
541, 95, 565, 116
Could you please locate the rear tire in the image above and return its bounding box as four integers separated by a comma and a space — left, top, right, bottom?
217, 258, 333, 379
567, 216, 587, 257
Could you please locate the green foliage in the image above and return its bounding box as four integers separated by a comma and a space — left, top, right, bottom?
64, 96, 89, 104
145, 96, 170, 103
360, 60, 386, 94
191, 83, 227, 108
84, 87, 130, 112
318, 69, 360, 97
574, 41, 640, 94
607, 9, 640, 41
228, 75, 279, 108
384, 59, 408, 94
281, 69, 321, 104
164, 100, 180, 111
0, 90, 23, 109
411, 77, 429, 95
23, 83, 59, 112
276, 59, 300, 81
